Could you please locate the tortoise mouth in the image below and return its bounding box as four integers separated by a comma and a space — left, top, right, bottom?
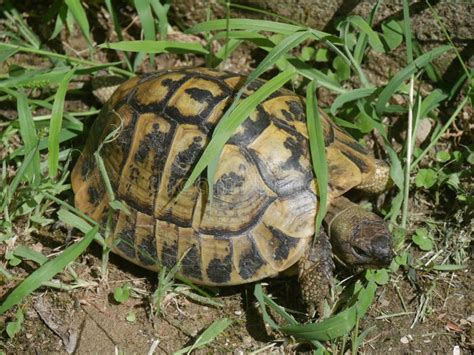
350, 232, 394, 268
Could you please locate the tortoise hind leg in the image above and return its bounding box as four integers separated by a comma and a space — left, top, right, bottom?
298, 230, 334, 317
357, 159, 391, 194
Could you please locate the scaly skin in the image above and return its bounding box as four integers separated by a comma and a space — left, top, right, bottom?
325, 196, 393, 268
298, 230, 334, 317
298, 195, 393, 314
358, 159, 392, 194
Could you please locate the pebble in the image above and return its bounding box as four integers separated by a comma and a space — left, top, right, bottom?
453, 345, 460, 355
400, 335, 413, 344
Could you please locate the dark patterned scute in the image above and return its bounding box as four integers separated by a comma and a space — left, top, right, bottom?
87, 186, 101, 206
167, 136, 204, 197
228, 106, 270, 146
207, 255, 232, 283
213, 172, 245, 196
268, 226, 299, 261
116, 227, 136, 259
238, 239, 265, 279
341, 150, 369, 173
161, 241, 178, 268
138, 235, 158, 266
182, 245, 202, 280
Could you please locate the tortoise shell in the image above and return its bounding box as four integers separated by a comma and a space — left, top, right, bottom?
71, 68, 379, 285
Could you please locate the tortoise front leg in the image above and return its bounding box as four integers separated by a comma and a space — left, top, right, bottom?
298, 230, 334, 317
357, 159, 391, 194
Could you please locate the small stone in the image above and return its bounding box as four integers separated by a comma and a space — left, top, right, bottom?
243, 336, 252, 346
400, 335, 413, 344
453, 345, 461, 355
234, 310, 242, 316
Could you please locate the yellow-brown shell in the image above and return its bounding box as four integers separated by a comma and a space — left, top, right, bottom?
71, 68, 379, 285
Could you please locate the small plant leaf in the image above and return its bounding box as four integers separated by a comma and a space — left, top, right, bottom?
436, 151, 450, 162
415, 168, 437, 189
381, 20, 403, 50
412, 228, 433, 251
333, 56, 351, 82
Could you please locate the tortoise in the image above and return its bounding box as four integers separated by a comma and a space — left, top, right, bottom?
71, 67, 393, 311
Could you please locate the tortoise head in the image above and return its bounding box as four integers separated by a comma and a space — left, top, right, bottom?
326, 199, 393, 268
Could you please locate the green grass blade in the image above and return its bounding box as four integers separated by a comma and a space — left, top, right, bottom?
99, 40, 208, 54
330, 87, 376, 115
50, 2, 67, 40
254, 284, 298, 328
3, 8, 41, 48
186, 18, 303, 35
134, 0, 156, 65
418, 88, 448, 121
432, 264, 467, 271
247, 30, 312, 84
173, 318, 232, 355
13, 245, 48, 266
213, 38, 242, 64
104, 0, 132, 70
16, 92, 40, 184
0, 43, 131, 77
375, 45, 451, 114
306, 80, 328, 237
411, 93, 470, 169
281, 281, 376, 341
426, 2, 471, 81
341, 22, 369, 87
286, 57, 345, 94
0, 46, 19, 62
0, 226, 97, 314
150, 0, 171, 39
402, 0, 413, 64
183, 67, 296, 191
64, 0, 93, 47
212, 30, 268, 41
48, 69, 74, 178
57, 208, 104, 246
346, 16, 384, 52
0, 68, 70, 89
104, 0, 124, 42
134, 0, 156, 40
353, 0, 383, 63
1, 147, 38, 211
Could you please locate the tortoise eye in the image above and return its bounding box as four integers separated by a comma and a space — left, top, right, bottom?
353, 246, 370, 259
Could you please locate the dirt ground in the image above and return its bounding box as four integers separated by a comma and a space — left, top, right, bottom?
0, 223, 471, 354
0, 2, 473, 354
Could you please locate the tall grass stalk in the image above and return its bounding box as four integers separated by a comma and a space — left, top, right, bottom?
401, 75, 415, 229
